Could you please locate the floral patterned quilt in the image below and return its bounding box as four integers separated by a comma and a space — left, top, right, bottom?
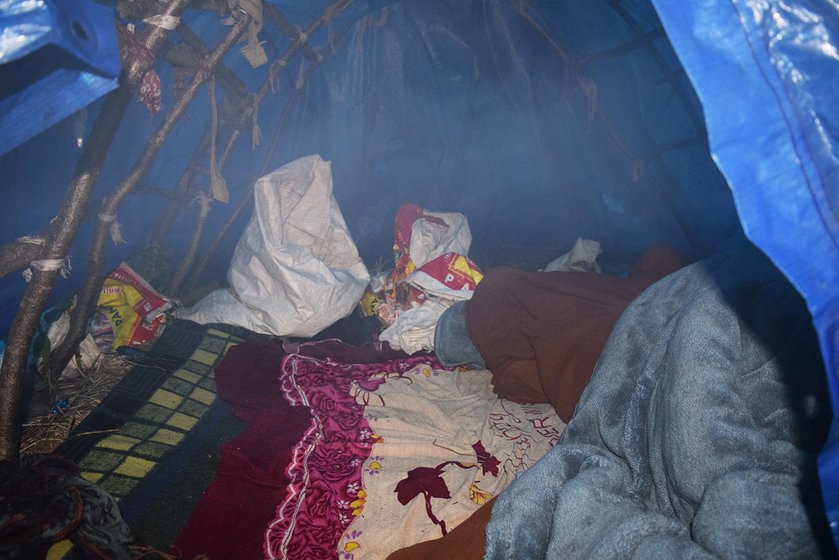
265, 351, 564, 559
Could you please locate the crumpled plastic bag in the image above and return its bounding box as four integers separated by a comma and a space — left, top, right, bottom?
43, 311, 103, 379
379, 298, 451, 354
370, 204, 474, 325
406, 208, 472, 269
364, 204, 480, 353
176, 155, 370, 337
543, 237, 601, 273
380, 252, 484, 353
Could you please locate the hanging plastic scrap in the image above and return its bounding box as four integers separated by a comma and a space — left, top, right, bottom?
0, 0, 120, 156
117, 24, 161, 115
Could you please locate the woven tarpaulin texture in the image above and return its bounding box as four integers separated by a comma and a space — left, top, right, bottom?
653, 0, 839, 546
0, 0, 119, 156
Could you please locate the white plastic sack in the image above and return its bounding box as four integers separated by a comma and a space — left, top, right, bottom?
409, 210, 472, 269
176, 155, 370, 337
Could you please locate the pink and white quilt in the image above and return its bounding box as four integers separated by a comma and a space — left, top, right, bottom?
266, 352, 564, 559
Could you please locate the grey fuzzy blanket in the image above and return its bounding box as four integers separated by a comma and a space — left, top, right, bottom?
485, 246, 834, 559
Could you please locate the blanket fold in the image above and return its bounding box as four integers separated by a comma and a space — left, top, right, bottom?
485, 245, 834, 559
464, 246, 685, 422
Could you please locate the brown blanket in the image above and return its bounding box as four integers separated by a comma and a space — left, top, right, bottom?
465, 246, 685, 422
387, 497, 497, 560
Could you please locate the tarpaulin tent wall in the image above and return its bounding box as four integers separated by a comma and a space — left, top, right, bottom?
653, 0, 839, 544
1, 0, 837, 550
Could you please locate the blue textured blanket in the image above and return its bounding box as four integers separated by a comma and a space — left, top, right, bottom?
485, 246, 834, 559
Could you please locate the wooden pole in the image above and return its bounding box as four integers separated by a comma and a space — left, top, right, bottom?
185, 189, 253, 295
175, 23, 250, 101
48, 16, 250, 387
0, 0, 192, 461
167, 193, 213, 296
186, 52, 326, 293
262, 2, 322, 64
251, 0, 353, 109
149, 20, 259, 247
166, 77, 231, 296
0, 237, 45, 279
150, 6, 322, 247
147, 125, 213, 247
173, 0, 356, 295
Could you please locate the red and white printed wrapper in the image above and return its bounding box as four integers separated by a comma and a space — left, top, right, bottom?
407, 252, 483, 301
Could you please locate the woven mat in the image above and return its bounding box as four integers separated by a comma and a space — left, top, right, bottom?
54, 320, 260, 550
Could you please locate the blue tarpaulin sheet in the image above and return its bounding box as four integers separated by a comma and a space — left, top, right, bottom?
0, 0, 120, 157
654, 0, 839, 546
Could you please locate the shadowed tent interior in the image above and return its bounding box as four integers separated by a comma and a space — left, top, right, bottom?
1, 0, 837, 557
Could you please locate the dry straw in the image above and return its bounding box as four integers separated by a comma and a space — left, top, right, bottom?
20, 353, 131, 456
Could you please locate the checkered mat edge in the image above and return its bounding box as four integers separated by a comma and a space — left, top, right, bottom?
55, 321, 252, 502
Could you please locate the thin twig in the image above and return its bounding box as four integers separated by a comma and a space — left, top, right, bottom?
48, 16, 250, 390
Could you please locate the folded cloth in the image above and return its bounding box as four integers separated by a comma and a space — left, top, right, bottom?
387, 497, 496, 560
434, 300, 486, 369
485, 244, 835, 559
465, 245, 685, 421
